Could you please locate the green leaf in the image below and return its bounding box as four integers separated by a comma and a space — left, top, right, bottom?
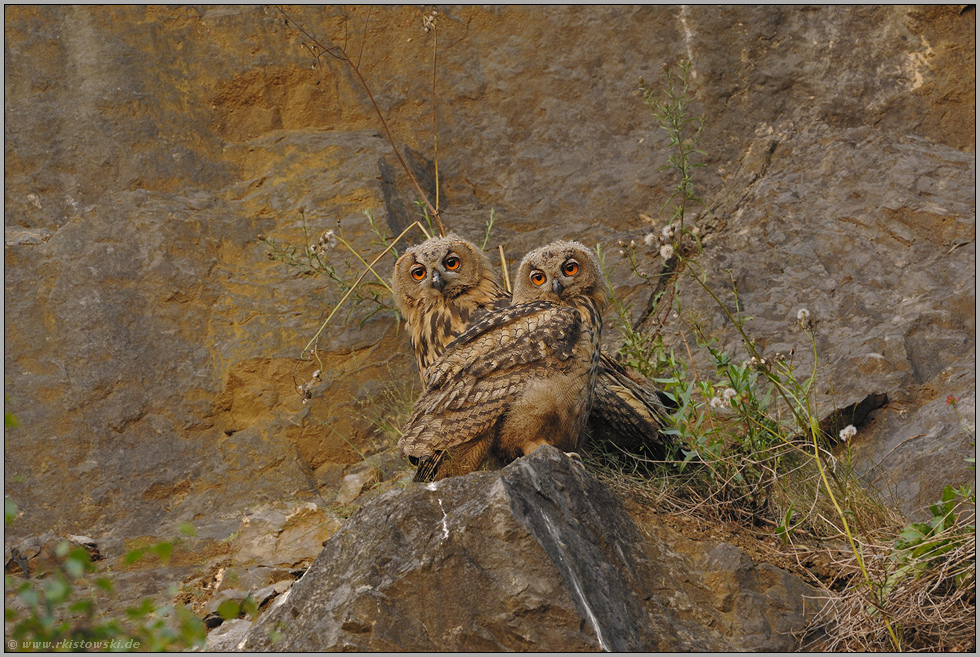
4, 496, 18, 525
68, 599, 94, 616
126, 597, 156, 619
43, 577, 71, 605
151, 542, 173, 565
124, 548, 145, 565
217, 599, 241, 620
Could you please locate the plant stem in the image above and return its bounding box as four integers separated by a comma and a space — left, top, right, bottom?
302, 221, 426, 356
275, 6, 446, 236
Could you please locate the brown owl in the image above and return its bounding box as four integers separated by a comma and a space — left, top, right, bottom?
392, 234, 510, 378
392, 234, 672, 459
398, 241, 606, 481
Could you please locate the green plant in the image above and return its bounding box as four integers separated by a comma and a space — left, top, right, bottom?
639, 61, 706, 239
4, 525, 207, 652
882, 484, 975, 595
591, 59, 978, 652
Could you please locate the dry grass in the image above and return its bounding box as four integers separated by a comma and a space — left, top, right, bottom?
806, 504, 976, 652
583, 442, 976, 652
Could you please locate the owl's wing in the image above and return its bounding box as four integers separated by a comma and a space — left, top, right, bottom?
589, 353, 674, 457
398, 301, 583, 461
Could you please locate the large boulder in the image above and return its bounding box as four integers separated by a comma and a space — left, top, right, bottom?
238, 447, 819, 652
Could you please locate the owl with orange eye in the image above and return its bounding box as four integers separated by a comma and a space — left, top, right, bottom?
392, 234, 511, 379
398, 240, 607, 481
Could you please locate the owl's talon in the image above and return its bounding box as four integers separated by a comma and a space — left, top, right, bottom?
564, 451, 586, 469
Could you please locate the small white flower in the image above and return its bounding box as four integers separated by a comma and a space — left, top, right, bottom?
709, 396, 725, 409
618, 249, 626, 257
629, 239, 636, 249
659, 244, 674, 261
723, 387, 738, 401
320, 230, 338, 249
797, 308, 810, 322
644, 232, 656, 247
839, 425, 857, 442
661, 224, 675, 240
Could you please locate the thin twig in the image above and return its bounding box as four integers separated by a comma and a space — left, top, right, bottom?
498, 245, 511, 293
275, 5, 446, 236
431, 20, 440, 214
302, 221, 427, 357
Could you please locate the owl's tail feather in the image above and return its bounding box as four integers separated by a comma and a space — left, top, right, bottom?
412, 436, 494, 482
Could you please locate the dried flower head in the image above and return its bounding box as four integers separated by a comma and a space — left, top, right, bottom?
839, 425, 857, 442
644, 232, 656, 247
797, 308, 810, 322
723, 387, 738, 401
709, 396, 725, 409
661, 224, 675, 241
659, 244, 674, 261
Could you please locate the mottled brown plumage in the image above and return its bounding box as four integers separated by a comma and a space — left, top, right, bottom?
392, 234, 672, 465
392, 234, 510, 379
399, 241, 605, 481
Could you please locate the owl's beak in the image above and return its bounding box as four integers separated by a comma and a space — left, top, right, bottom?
551, 279, 565, 296
431, 270, 445, 291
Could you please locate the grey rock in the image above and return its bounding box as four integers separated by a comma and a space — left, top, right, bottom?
228, 502, 343, 571
238, 447, 817, 652
204, 618, 253, 652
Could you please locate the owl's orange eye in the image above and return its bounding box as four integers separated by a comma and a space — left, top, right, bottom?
444, 255, 461, 271
562, 260, 579, 276
411, 265, 427, 281
530, 270, 547, 286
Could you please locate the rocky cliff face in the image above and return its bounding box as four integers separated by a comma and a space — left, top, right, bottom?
4, 4, 975, 649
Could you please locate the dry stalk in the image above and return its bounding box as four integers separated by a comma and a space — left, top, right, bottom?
274, 5, 446, 236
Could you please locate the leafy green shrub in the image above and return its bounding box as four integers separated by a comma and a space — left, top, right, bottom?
4, 495, 206, 652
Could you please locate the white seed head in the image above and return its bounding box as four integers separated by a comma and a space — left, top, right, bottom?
723, 387, 738, 401
797, 308, 811, 322
644, 233, 656, 247
839, 425, 857, 442
659, 244, 674, 261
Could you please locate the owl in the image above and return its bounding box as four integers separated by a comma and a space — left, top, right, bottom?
398, 241, 606, 481
392, 234, 511, 378
393, 234, 671, 459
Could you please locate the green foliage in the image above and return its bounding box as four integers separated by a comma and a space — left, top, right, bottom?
4, 510, 206, 652
639, 60, 706, 235
596, 59, 976, 652
880, 485, 976, 599
481, 207, 497, 252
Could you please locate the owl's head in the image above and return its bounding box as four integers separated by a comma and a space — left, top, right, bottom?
392, 234, 501, 313
512, 240, 607, 311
